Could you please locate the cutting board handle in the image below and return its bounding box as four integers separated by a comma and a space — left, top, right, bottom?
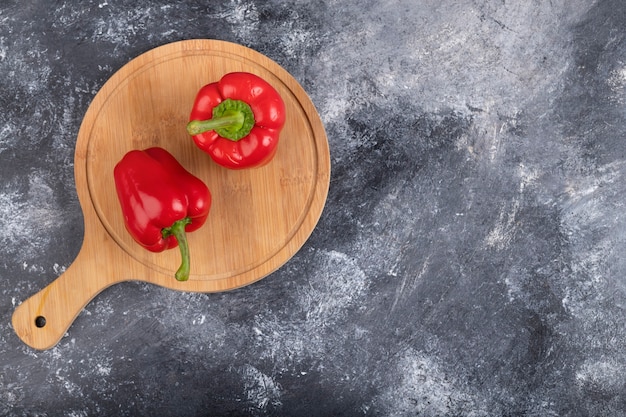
11, 242, 125, 350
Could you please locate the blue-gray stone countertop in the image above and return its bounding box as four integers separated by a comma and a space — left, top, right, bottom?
2, 1, 626, 415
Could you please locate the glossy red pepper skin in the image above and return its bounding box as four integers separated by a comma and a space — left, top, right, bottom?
113, 147, 211, 281
187, 72, 286, 169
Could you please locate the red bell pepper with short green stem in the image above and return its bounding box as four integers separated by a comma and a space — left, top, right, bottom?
113, 147, 211, 281
187, 72, 286, 169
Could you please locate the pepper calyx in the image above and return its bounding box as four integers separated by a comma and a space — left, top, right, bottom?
186, 99, 255, 141
162, 217, 192, 281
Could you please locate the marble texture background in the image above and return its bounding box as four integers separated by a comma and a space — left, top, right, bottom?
2, 0, 626, 415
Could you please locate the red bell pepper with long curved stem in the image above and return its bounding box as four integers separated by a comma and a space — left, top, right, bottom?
186, 72, 286, 169
113, 147, 211, 281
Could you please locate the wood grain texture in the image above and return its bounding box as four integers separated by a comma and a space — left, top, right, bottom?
12, 39, 330, 350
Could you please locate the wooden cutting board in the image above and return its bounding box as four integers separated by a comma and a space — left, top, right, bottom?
12, 39, 330, 350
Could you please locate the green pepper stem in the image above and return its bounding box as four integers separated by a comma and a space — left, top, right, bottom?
163, 218, 192, 281
187, 113, 244, 136
186, 98, 255, 141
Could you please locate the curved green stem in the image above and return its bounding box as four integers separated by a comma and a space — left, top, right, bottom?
162, 218, 192, 281
187, 113, 244, 136
186, 98, 255, 141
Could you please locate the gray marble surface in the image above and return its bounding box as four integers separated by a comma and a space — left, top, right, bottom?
2, 0, 626, 415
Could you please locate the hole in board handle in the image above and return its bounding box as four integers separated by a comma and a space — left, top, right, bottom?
35, 316, 46, 328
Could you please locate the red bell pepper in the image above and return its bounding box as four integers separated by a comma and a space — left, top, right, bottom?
186, 72, 286, 169
113, 147, 211, 281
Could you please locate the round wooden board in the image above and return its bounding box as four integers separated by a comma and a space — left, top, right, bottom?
12, 39, 330, 350
84, 39, 330, 289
